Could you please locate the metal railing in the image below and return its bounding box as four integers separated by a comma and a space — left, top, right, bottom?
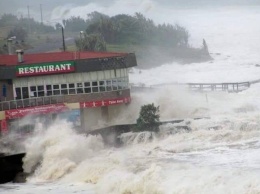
131, 81, 251, 93
187, 82, 250, 92
0, 95, 66, 111
0, 88, 130, 111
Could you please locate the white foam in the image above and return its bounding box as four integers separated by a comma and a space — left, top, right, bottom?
3, 2, 260, 194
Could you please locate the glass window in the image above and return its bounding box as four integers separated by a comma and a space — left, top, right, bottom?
92, 87, 99, 93
37, 85, 44, 91
84, 82, 90, 87
112, 79, 118, 91
84, 88, 91, 93
92, 81, 98, 86
99, 81, 106, 92
15, 88, 22, 99
30, 91, 37, 98
77, 83, 83, 88
53, 90, 60, 95
30, 86, 36, 92
61, 89, 68, 95
92, 82, 98, 93
84, 82, 91, 93
99, 81, 105, 86
77, 88, 83, 94
29, 86, 37, 97
53, 85, 60, 89
47, 91, 53, 96
69, 83, 75, 88
46, 85, 52, 90
118, 79, 123, 89
106, 80, 112, 91
61, 84, 67, 89
22, 87, 29, 99
123, 78, 128, 88
38, 91, 44, 97
69, 89, 76, 94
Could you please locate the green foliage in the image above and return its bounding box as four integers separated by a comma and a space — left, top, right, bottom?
83, 12, 189, 47
0, 14, 55, 40
136, 103, 160, 132
0, 14, 18, 26
61, 16, 87, 32
75, 33, 107, 52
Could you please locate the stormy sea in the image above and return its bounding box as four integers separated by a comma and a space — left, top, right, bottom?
1, 2, 260, 194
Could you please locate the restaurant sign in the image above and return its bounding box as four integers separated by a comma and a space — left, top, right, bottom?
5, 104, 69, 119
16, 61, 75, 76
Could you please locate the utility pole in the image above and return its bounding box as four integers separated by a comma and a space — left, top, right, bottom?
27, 5, 31, 34
61, 27, 66, 52
40, 4, 43, 24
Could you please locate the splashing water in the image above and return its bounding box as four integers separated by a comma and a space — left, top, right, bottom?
2, 2, 260, 194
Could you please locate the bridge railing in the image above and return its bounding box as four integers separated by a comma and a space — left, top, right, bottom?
131, 81, 251, 93
187, 82, 250, 92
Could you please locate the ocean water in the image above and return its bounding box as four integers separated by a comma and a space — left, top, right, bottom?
2, 2, 260, 194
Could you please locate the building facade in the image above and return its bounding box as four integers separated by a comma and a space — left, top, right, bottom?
0, 51, 137, 133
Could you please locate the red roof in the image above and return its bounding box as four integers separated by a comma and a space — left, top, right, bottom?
0, 51, 127, 66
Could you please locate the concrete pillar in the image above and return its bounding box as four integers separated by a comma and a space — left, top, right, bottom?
80, 108, 85, 131
101, 106, 109, 123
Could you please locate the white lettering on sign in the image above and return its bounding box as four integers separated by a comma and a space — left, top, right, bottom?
49, 65, 54, 72
16, 62, 74, 76
54, 65, 60, 71
60, 64, 66, 71
66, 64, 71, 70
18, 68, 24, 74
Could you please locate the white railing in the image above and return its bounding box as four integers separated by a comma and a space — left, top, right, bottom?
0, 95, 66, 111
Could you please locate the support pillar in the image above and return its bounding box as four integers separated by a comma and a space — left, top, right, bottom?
101, 106, 109, 123
80, 108, 85, 131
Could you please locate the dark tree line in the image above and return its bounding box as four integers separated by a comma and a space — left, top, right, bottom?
0, 14, 55, 40
65, 11, 190, 51
84, 12, 189, 47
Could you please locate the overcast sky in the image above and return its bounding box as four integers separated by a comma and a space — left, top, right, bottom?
0, 0, 260, 23
1, 0, 260, 13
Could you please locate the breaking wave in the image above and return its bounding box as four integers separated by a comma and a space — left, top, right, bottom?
19, 113, 260, 192
23, 120, 104, 181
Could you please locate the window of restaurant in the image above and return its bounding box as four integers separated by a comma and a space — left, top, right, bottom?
84, 82, 91, 93
13, 69, 129, 100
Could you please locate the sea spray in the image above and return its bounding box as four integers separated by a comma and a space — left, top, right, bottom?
23, 119, 104, 181
119, 131, 156, 145
96, 163, 164, 194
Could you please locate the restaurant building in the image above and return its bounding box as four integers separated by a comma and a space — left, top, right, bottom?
0, 50, 137, 134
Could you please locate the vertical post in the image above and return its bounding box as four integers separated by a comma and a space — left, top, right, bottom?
27, 5, 31, 34
61, 27, 66, 52
40, 4, 43, 25
80, 108, 85, 132
7, 38, 13, 55
101, 106, 109, 123
80, 31, 84, 51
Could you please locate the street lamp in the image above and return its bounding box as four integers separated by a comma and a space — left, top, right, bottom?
80, 31, 84, 51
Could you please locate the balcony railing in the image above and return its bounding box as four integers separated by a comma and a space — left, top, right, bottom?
0, 95, 66, 111
0, 89, 130, 111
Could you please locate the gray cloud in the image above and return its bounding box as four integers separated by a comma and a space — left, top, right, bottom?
0, 0, 259, 22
